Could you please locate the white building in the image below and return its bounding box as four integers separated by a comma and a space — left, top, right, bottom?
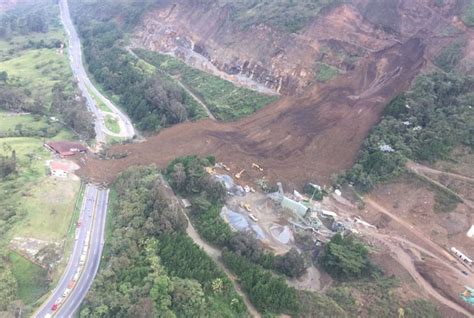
50, 161, 69, 178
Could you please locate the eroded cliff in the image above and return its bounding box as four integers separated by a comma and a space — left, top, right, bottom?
133, 0, 467, 95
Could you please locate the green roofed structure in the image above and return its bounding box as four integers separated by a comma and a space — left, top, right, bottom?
281, 197, 310, 218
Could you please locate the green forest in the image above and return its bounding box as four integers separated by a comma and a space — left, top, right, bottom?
80, 166, 247, 317
82, 158, 442, 317
342, 72, 474, 191
69, 0, 210, 132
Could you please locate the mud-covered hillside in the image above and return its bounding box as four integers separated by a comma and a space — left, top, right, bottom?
133, 0, 471, 95
80, 0, 473, 188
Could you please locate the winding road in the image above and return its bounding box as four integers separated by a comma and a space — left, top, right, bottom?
60, 0, 135, 142
35, 0, 132, 316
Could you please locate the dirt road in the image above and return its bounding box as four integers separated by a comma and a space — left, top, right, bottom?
406, 161, 474, 209
370, 232, 473, 318
365, 198, 468, 268
172, 76, 216, 120
182, 212, 261, 318
407, 161, 474, 184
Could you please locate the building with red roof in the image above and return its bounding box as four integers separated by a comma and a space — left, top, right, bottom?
50, 161, 70, 177
44, 141, 87, 157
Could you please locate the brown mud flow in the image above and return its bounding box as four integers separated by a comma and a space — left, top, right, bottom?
78, 0, 469, 188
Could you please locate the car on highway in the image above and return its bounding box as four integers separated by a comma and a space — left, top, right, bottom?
77, 221, 81, 227
51, 303, 58, 311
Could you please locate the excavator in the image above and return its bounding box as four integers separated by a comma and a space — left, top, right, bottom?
239, 201, 252, 212
252, 163, 264, 172
235, 169, 245, 179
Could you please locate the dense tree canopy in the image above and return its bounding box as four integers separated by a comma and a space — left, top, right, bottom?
320, 234, 372, 280
80, 166, 246, 317
51, 83, 96, 140
0, 150, 17, 179
343, 72, 474, 191
69, 0, 203, 132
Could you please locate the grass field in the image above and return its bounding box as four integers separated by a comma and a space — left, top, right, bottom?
0, 111, 50, 132
0, 133, 80, 243
105, 114, 120, 134
0, 0, 86, 310
86, 84, 111, 112
134, 49, 277, 121
0, 48, 72, 105
315, 62, 340, 82
8, 251, 49, 305
0, 28, 66, 61
216, 0, 339, 33
13, 177, 81, 241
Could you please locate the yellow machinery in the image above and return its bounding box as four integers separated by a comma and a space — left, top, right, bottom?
235, 169, 245, 179
252, 163, 263, 172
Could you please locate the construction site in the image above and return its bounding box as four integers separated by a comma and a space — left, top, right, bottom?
194, 159, 474, 317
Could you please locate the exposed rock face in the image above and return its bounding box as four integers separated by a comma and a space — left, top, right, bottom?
133, 0, 466, 95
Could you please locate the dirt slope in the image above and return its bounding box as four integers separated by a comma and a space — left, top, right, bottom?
80, 0, 471, 190
80, 36, 425, 187
133, 0, 467, 94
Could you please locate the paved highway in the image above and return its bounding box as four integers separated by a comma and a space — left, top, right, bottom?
60, 0, 135, 142
34, 185, 109, 318
54, 188, 109, 317
35, 1, 124, 316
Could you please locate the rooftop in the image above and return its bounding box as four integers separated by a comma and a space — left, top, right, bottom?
50, 161, 70, 172
45, 141, 87, 156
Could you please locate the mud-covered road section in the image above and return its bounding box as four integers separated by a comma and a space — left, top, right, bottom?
77, 36, 426, 187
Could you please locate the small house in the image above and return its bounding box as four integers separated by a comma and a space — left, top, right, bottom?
50, 161, 69, 178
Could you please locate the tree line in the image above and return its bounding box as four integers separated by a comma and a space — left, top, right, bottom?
51, 83, 95, 141
341, 72, 474, 191
80, 166, 246, 317
69, 0, 204, 132
0, 72, 95, 141
166, 156, 309, 314
0, 7, 49, 38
